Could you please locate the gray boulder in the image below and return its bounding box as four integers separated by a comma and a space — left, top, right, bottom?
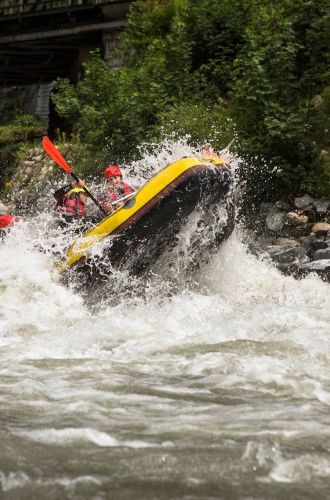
312, 197, 330, 214
267, 244, 307, 264
313, 248, 330, 260
294, 194, 314, 210
265, 212, 285, 232
301, 238, 328, 259
300, 259, 330, 270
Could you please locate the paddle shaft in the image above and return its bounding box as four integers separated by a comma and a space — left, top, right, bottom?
111, 191, 137, 206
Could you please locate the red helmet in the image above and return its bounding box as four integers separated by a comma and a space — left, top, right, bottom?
0, 214, 17, 228
104, 165, 122, 178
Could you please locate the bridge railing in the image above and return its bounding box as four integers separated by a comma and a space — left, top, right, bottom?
0, 1, 113, 16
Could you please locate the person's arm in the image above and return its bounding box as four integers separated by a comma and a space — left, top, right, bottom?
53, 179, 85, 201
53, 183, 72, 201
103, 202, 114, 214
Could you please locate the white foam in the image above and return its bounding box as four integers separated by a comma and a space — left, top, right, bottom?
0, 471, 30, 492
12, 427, 154, 448
269, 455, 330, 483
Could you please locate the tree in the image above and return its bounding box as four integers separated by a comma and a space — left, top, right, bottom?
231, 0, 330, 191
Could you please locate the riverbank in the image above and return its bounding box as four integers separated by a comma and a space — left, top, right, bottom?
246, 194, 330, 281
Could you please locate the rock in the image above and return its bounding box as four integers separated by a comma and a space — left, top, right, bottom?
252, 215, 268, 236
276, 262, 302, 277
301, 238, 328, 259
286, 212, 309, 226
275, 238, 300, 246
280, 223, 313, 239
301, 207, 319, 223
0, 201, 9, 214
313, 248, 330, 260
276, 260, 330, 281
300, 259, 330, 270
299, 235, 313, 243
294, 194, 314, 210
275, 199, 292, 211
265, 212, 285, 232
312, 197, 330, 213
314, 240, 329, 251
260, 202, 277, 214
256, 236, 276, 248
297, 259, 330, 282
246, 240, 269, 258
312, 222, 330, 236
267, 244, 307, 264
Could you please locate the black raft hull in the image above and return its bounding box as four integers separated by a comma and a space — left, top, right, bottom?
58, 156, 234, 283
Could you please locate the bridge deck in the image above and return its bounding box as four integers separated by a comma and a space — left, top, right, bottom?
0, 0, 130, 85
0, 1, 118, 18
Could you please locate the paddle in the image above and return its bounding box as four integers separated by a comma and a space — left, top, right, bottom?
42, 136, 107, 215
111, 191, 138, 207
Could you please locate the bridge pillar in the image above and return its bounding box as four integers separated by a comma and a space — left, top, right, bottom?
35, 83, 54, 121
102, 29, 123, 68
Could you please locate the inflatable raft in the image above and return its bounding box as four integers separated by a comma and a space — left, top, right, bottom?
58, 154, 234, 282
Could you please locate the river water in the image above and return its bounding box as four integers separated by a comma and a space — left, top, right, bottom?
0, 145, 329, 499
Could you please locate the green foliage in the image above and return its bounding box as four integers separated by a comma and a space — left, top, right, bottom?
230, 2, 306, 188
158, 100, 235, 150
50, 0, 330, 195
221, 0, 329, 194
309, 87, 330, 150
0, 114, 44, 145
302, 86, 330, 196
0, 113, 44, 190
0, 141, 31, 191
187, 0, 252, 96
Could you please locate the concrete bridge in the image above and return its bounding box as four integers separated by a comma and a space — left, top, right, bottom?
0, 1, 132, 86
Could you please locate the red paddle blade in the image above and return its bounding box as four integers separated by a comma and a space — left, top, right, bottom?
42, 136, 72, 174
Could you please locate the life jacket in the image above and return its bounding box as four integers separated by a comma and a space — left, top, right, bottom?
56, 192, 87, 217
103, 182, 133, 203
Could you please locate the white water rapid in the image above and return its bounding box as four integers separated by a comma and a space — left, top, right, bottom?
0, 142, 329, 499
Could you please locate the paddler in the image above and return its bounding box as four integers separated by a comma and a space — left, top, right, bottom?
0, 213, 18, 239
101, 165, 133, 213
201, 143, 216, 158
54, 179, 89, 220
